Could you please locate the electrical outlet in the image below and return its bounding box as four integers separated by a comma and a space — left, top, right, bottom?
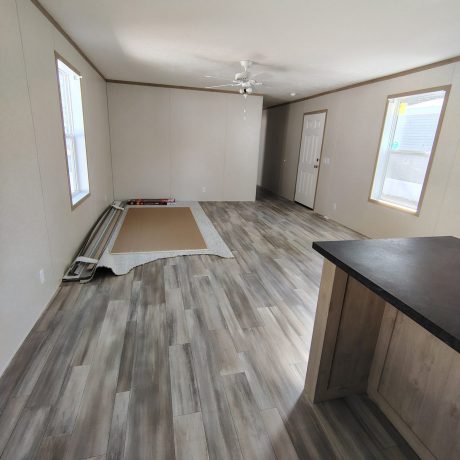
39, 268, 45, 285
202, 186, 206, 193
333, 203, 337, 211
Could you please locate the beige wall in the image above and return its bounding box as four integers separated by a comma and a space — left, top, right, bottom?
0, 0, 113, 375
108, 83, 263, 201
260, 63, 460, 238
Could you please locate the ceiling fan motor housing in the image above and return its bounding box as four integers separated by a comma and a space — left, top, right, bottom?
234, 71, 249, 81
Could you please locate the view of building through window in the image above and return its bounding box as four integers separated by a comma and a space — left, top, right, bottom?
370, 89, 447, 212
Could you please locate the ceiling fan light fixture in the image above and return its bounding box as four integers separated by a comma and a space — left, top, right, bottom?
206, 61, 262, 96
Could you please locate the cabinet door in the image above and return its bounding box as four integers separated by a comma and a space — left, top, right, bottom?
369, 305, 460, 460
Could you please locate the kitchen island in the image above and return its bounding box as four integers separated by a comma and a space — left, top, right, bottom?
305, 236, 460, 460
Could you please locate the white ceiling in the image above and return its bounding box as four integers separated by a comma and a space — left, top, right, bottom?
40, 0, 460, 107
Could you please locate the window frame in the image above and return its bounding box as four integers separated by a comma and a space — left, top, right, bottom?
368, 85, 451, 216
55, 52, 91, 210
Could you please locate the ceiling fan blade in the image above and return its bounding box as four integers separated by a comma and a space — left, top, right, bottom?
204, 75, 234, 82
251, 71, 271, 79
205, 83, 240, 88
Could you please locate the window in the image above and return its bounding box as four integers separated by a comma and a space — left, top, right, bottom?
56, 54, 90, 207
370, 87, 449, 214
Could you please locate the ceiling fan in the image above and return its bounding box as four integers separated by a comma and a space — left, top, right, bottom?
205, 60, 263, 96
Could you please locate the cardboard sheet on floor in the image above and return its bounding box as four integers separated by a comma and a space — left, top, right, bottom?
111, 207, 207, 253
99, 202, 233, 275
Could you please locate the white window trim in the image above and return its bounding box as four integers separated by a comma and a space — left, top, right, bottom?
55, 52, 91, 210
369, 86, 450, 216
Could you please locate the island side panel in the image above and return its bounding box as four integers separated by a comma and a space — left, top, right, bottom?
305, 260, 385, 402
305, 259, 348, 402
369, 304, 460, 460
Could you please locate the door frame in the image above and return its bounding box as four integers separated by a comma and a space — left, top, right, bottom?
294, 109, 328, 210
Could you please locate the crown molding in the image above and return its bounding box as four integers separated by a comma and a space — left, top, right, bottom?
106, 79, 244, 95
266, 55, 460, 110
31, 0, 105, 79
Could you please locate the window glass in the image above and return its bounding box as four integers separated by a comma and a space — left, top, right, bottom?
370, 89, 447, 212
57, 57, 90, 207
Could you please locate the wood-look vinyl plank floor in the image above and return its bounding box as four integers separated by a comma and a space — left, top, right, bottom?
0, 192, 418, 459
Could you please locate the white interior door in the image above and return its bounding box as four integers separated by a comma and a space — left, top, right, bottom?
294, 112, 326, 208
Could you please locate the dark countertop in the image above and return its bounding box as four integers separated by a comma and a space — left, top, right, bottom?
313, 236, 460, 353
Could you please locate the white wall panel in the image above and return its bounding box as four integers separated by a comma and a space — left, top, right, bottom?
108, 83, 263, 201
224, 95, 262, 201
170, 90, 227, 201
108, 84, 171, 198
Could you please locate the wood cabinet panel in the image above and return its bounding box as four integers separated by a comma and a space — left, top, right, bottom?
305, 260, 385, 402
369, 305, 460, 460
